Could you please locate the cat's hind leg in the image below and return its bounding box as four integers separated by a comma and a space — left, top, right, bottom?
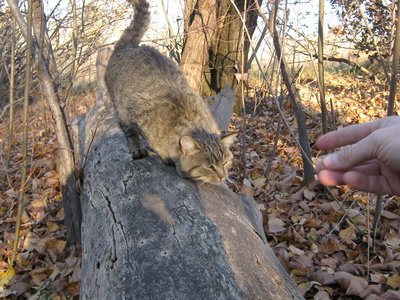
120, 122, 148, 159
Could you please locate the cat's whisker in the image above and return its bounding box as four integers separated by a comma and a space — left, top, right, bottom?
226, 177, 238, 190
198, 180, 207, 187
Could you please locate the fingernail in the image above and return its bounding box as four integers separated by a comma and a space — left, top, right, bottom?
324, 153, 339, 168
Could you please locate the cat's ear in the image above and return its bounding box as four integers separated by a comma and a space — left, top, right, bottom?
221, 134, 237, 147
180, 136, 200, 155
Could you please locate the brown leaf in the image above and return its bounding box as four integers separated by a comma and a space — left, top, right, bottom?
370, 273, 386, 283
10, 281, 31, 296
313, 290, 331, 300
289, 227, 307, 244
387, 274, 400, 289
380, 290, 400, 299
45, 238, 67, 254
309, 270, 335, 285
252, 177, 266, 188
31, 267, 51, 286
303, 188, 316, 200
287, 245, 305, 256
304, 218, 322, 228
347, 209, 365, 225
334, 271, 368, 296
359, 284, 383, 298
339, 226, 356, 243
276, 172, 296, 193
297, 281, 321, 296
319, 202, 339, 214
289, 255, 313, 269
268, 217, 286, 233
338, 263, 367, 276
289, 186, 306, 202
321, 257, 338, 269
380, 211, 400, 220
64, 281, 80, 296
319, 239, 347, 254
24, 233, 47, 254
384, 233, 400, 247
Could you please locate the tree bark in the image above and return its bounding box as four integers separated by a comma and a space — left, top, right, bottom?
181, 0, 259, 114
75, 47, 304, 300
180, 0, 217, 93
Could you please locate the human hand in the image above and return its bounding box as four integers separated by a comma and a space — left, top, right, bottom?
316, 116, 400, 195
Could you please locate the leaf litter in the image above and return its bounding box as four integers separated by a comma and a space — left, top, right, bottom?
1, 75, 400, 299
227, 75, 400, 299
0, 93, 94, 299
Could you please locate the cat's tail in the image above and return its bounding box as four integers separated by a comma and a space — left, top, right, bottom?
114, 0, 151, 51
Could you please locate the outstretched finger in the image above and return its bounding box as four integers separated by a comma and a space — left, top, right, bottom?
316, 119, 384, 150
317, 169, 346, 186
342, 171, 397, 195
322, 125, 400, 172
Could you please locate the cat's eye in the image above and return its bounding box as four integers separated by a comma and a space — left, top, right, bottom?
209, 165, 216, 171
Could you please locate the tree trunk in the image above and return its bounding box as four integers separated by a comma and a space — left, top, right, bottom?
181, 0, 259, 114
7, 0, 82, 244
74, 46, 304, 300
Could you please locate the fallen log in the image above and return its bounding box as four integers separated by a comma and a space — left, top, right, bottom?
73, 46, 304, 300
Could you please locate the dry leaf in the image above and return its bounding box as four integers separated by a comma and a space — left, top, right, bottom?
0, 266, 15, 286
64, 281, 80, 296
313, 290, 331, 300
10, 281, 31, 296
387, 274, 400, 289
380, 211, 400, 220
319, 239, 347, 254
309, 270, 335, 285
289, 255, 313, 269
268, 217, 285, 233
252, 178, 266, 188
334, 271, 368, 296
287, 245, 305, 256
303, 188, 316, 200
297, 281, 321, 296
339, 226, 356, 243
384, 233, 400, 247
45, 238, 67, 254
347, 209, 365, 224
370, 273, 386, 283
380, 290, 400, 299
319, 202, 339, 214
31, 267, 51, 286
24, 233, 47, 254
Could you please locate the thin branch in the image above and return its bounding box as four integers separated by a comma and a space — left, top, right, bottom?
12, 0, 33, 266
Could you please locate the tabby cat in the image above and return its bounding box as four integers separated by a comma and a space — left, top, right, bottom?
105, 0, 235, 184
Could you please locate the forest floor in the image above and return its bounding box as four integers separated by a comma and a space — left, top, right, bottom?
1, 74, 400, 299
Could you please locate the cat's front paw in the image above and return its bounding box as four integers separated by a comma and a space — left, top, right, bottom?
132, 148, 148, 159
162, 157, 175, 166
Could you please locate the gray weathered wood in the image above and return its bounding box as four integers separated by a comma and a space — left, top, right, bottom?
207, 84, 235, 132
73, 47, 304, 300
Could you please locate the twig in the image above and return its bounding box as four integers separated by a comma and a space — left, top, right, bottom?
11, 0, 33, 266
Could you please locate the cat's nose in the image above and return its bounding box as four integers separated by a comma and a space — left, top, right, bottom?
215, 168, 224, 179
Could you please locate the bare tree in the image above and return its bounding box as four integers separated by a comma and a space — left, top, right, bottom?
3, 0, 133, 244
181, 0, 260, 114
7, 0, 81, 244
256, 0, 315, 181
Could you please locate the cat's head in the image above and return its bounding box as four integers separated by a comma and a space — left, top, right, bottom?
175, 133, 236, 184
